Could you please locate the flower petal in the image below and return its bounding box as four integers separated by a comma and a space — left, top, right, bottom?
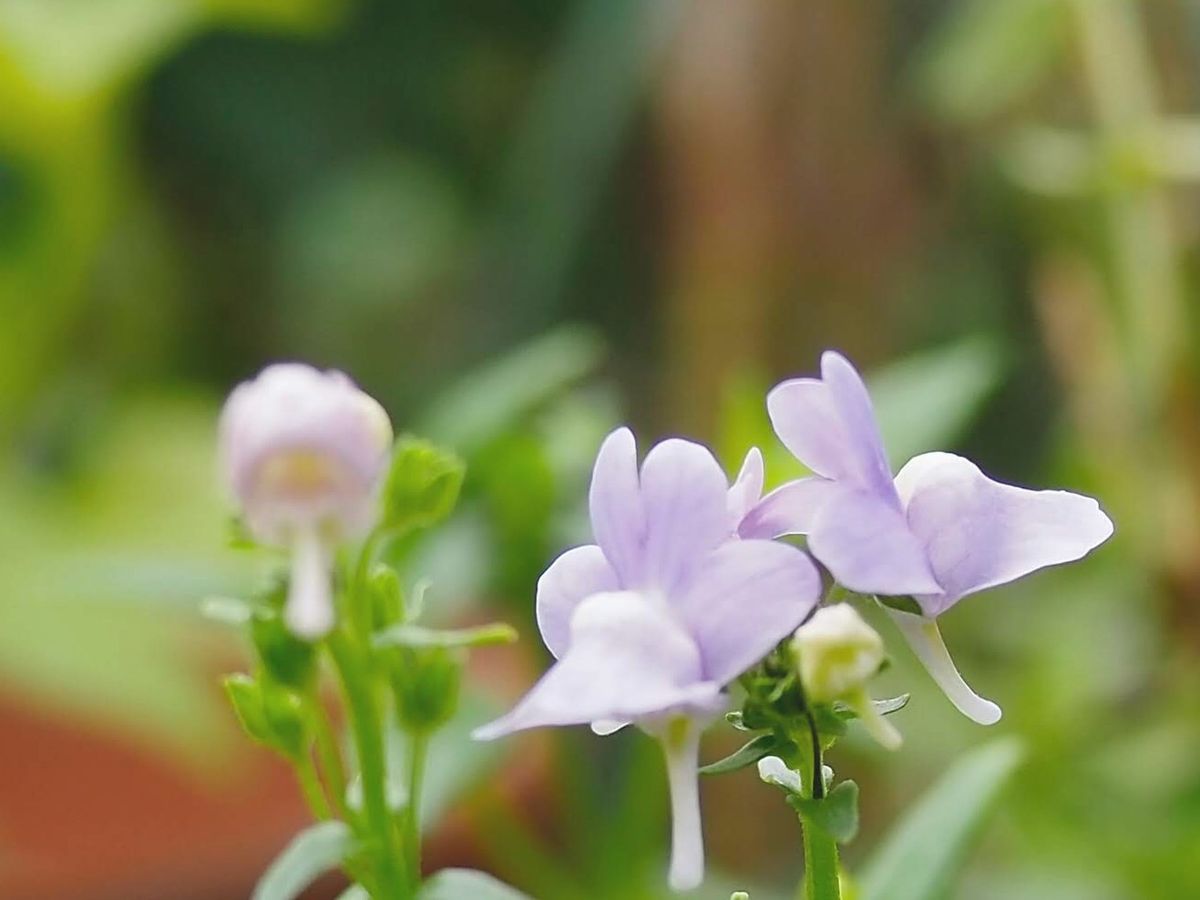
588, 427, 646, 585
677, 540, 821, 685
738, 476, 839, 539
638, 439, 732, 593
896, 452, 1115, 613
885, 607, 1002, 725
808, 486, 942, 596
766, 377, 844, 480
819, 351, 897, 498
727, 447, 765, 528
473, 591, 719, 740
535, 544, 621, 658
767, 352, 897, 500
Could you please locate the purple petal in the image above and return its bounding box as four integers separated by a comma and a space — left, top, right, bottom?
727, 447, 765, 526
896, 452, 1114, 614
535, 544, 620, 658
819, 351, 898, 499
473, 591, 721, 740
588, 428, 646, 585
638, 439, 732, 592
739, 477, 839, 539
676, 540, 822, 685
766, 378, 844, 480
808, 486, 942, 597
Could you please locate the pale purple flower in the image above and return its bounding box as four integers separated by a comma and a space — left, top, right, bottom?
755, 351, 1113, 725
474, 428, 820, 891
220, 363, 393, 638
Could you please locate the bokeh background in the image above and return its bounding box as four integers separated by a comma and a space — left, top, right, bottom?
3, 1, 1198, 898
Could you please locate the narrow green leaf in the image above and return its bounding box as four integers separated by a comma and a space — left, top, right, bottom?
790, 780, 860, 844
417, 327, 604, 451
699, 734, 780, 776
201, 595, 254, 626
859, 739, 1025, 900
869, 337, 1005, 468
419, 868, 533, 899
252, 821, 354, 900
374, 622, 518, 650
834, 694, 911, 720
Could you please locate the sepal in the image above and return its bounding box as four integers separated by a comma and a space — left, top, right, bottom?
381, 437, 465, 535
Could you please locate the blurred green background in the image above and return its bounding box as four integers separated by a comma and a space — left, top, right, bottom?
2, 0, 1198, 898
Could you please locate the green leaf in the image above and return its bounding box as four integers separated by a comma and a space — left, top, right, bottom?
790, 780, 860, 844
859, 738, 1026, 900
869, 337, 1004, 468
418, 868, 532, 900
699, 734, 781, 777
374, 622, 518, 650
877, 594, 923, 617
334, 887, 369, 900
417, 327, 604, 452
252, 821, 354, 900
913, 0, 1070, 122
835, 694, 911, 720
381, 437, 466, 535
200, 595, 255, 626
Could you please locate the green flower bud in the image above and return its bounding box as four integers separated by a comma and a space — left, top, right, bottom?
388, 647, 463, 735
367, 563, 404, 631
251, 608, 317, 689
222, 672, 311, 761
381, 437, 465, 535
792, 604, 901, 750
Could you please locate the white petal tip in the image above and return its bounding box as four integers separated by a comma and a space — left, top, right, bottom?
668, 867, 703, 893
962, 699, 1003, 726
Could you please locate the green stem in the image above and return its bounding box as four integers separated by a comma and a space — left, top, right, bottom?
404, 732, 430, 890
800, 811, 841, 900
800, 711, 840, 900
328, 632, 407, 899
294, 753, 332, 821
309, 689, 351, 822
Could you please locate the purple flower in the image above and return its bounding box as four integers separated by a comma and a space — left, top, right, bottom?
755, 351, 1113, 725
474, 428, 820, 890
219, 363, 393, 638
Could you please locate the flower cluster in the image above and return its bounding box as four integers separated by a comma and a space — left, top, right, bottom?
216, 353, 1112, 896
476, 350, 1113, 891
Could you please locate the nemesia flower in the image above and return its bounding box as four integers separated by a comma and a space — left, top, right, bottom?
220, 363, 393, 639
792, 604, 900, 749
474, 428, 821, 891
756, 351, 1113, 725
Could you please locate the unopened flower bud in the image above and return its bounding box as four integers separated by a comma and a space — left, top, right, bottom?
220, 363, 393, 638
792, 604, 901, 749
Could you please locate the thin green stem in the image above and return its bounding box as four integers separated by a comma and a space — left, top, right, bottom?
403, 732, 430, 891
328, 632, 407, 899
294, 753, 333, 821
800, 710, 840, 900
308, 687, 351, 822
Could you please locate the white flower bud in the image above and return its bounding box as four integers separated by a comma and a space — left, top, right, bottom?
219, 363, 393, 638
792, 604, 901, 750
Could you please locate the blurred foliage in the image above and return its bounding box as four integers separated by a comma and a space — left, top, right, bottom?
1, 0, 1199, 898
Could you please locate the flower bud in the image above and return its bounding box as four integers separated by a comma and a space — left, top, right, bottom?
792, 604, 901, 750
219, 363, 393, 638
